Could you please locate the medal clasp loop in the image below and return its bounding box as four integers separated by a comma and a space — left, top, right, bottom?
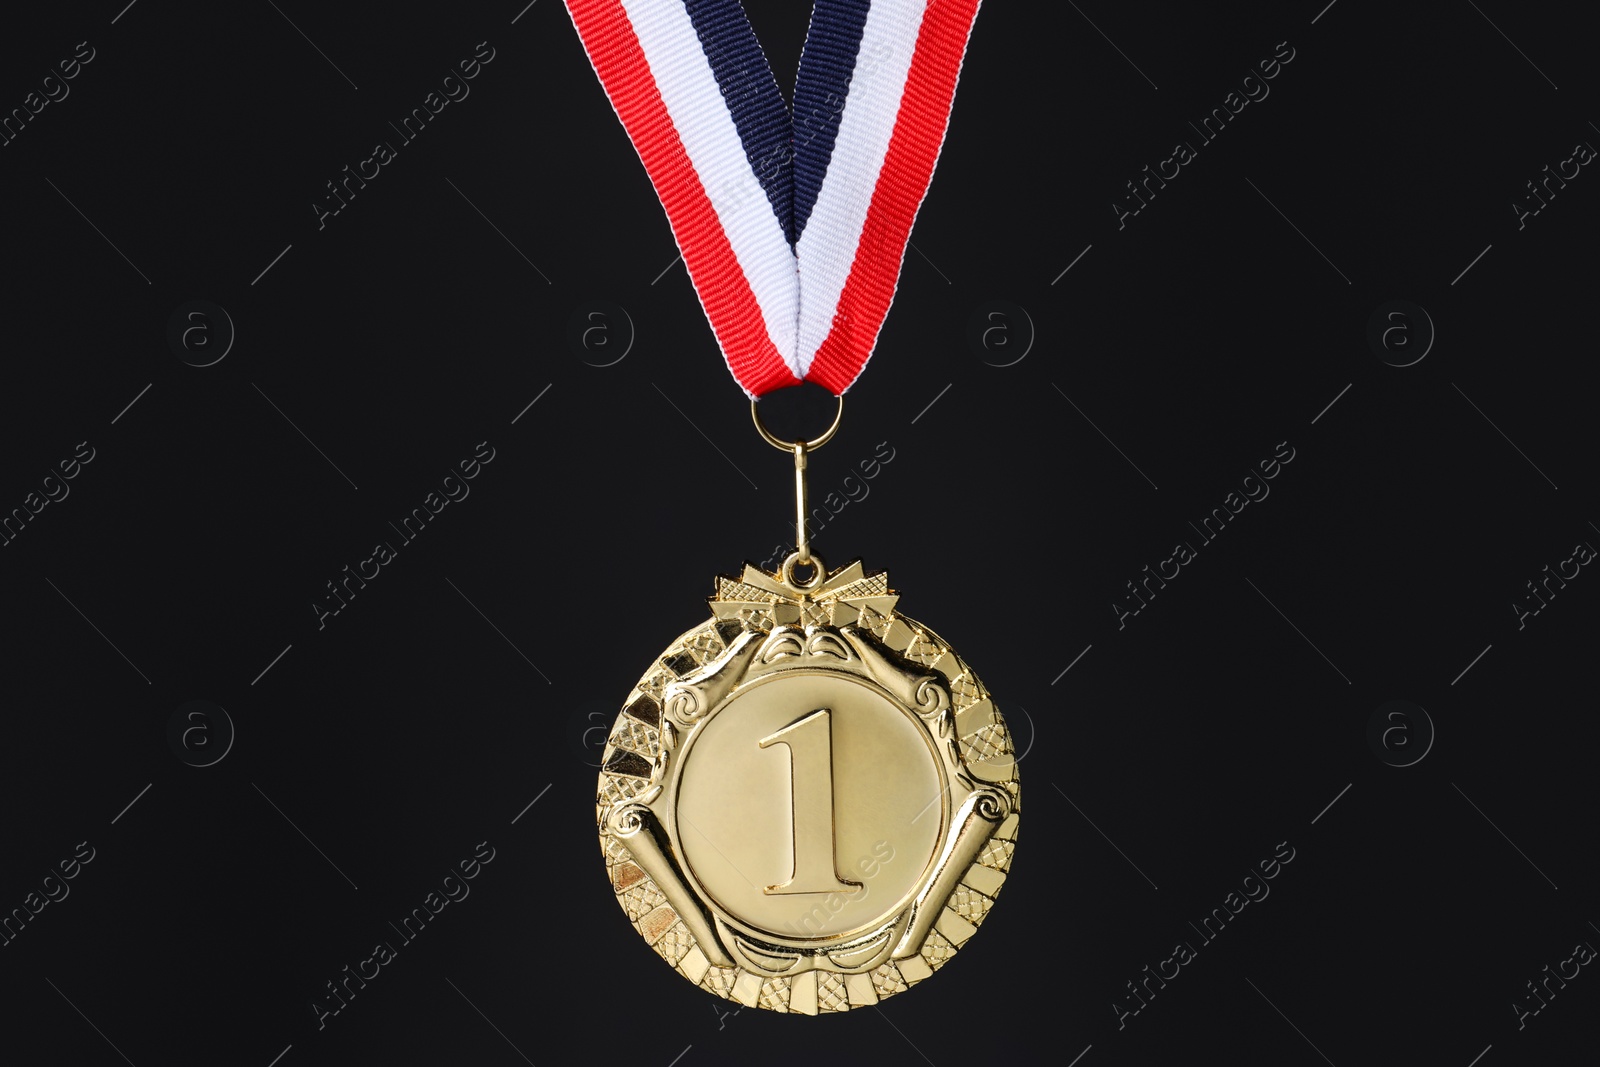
751, 396, 843, 578
781, 549, 827, 592
749, 395, 843, 452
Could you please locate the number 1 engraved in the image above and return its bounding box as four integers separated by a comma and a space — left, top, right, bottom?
758, 708, 861, 895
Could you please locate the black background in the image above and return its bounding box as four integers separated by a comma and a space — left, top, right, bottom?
1, 2, 1596, 1065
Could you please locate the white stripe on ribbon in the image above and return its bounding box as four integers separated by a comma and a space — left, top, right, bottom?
622, 0, 800, 374
794, 0, 925, 377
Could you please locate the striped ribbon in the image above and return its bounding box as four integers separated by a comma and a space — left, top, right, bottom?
565, 0, 983, 397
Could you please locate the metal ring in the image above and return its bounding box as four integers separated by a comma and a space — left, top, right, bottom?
781, 551, 827, 592
751, 395, 844, 452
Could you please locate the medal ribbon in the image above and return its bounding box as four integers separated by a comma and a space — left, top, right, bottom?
564, 0, 983, 397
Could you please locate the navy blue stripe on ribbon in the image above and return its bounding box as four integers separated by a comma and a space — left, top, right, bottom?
684, 0, 794, 240
790, 0, 869, 241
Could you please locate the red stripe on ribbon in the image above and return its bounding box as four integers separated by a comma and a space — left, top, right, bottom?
805, 0, 982, 395
568, 0, 799, 396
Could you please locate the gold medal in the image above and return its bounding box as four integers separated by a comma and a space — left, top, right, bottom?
594, 405, 1019, 1013
562, 0, 998, 1013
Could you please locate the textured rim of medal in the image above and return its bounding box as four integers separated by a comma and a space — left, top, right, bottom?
594, 592, 1021, 1014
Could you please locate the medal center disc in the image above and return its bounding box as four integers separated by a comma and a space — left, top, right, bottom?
674, 671, 944, 940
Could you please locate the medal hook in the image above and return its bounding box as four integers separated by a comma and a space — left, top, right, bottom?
781, 442, 826, 590
793, 442, 810, 568
751, 396, 842, 588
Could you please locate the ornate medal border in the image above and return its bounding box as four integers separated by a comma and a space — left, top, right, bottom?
594, 561, 1021, 1014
